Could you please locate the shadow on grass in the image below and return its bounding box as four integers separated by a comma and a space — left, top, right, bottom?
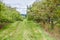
0, 23, 11, 32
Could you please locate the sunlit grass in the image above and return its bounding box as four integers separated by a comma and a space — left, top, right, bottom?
0, 20, 56, 40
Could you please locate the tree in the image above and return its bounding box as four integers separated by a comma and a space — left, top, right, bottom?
0, 2, 22, 23
27, 0, 60, 29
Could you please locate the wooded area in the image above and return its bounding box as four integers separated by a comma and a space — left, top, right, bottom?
27, 0, 60, 39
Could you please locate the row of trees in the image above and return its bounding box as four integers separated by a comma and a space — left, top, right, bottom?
27, 0, 60, 29
0, 2, 22, 23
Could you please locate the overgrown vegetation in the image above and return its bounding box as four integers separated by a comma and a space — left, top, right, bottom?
0, 0, 60, 40
27, 0, 60, 39
27, 0, 60, 28
0, 2, 22, 23
0, 1, 23, 29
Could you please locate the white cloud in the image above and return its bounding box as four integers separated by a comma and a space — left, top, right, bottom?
3, 0, 36, 14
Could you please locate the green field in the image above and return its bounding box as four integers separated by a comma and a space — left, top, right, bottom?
0, 20, 56, 40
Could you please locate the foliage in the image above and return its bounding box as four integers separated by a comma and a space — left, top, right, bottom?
0, 2, 22, 23
27, 0, 60, 29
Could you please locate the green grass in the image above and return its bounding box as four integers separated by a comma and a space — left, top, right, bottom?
0, 20, 56, 40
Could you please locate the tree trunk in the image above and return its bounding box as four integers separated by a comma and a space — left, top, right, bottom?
51, 19, 54, 29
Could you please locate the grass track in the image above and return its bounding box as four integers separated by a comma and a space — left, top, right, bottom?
0, 20, 56, 40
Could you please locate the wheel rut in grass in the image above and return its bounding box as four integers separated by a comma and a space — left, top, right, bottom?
0, 20, 56, 40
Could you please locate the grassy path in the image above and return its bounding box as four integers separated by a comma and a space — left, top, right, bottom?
0, 20, 56, 40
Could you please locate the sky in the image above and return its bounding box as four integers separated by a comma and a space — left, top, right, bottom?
2, 0, 36, 14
